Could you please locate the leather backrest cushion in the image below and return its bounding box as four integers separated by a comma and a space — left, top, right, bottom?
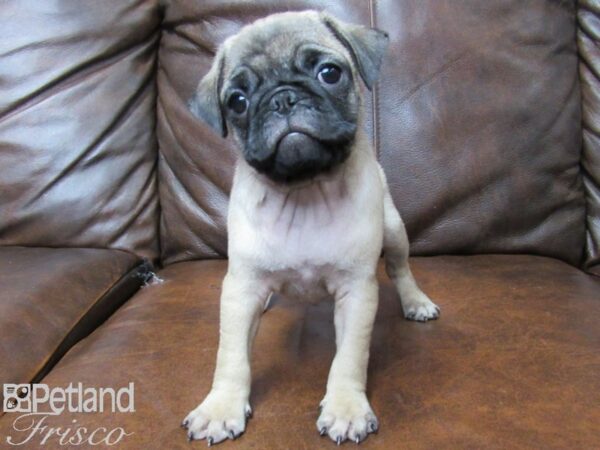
158, 0, 586, 266
0, 0, 161, 260
376, 0, 584, 266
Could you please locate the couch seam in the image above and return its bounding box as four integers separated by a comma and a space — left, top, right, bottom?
153, 3, 167, 268
368, 0, 380, 161
576, 0, 600, 273
27, 260, 149, 385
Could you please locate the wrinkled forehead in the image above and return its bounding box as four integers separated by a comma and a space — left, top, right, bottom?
222, 12, 348, 74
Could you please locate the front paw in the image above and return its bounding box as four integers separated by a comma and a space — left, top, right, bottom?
182, 390, 252, 445
316, 390, 379, 444
401, 290, 440, 322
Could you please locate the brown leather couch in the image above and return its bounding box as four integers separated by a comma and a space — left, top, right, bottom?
1, 1, 599, 448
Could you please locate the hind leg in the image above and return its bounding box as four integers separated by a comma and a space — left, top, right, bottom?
380, 171, 440, 321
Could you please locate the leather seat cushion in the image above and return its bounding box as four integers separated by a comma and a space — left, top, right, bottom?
0, 247, 144, 399
2, 255, 598, 448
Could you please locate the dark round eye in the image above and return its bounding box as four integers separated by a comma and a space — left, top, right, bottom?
317, 64, 342, 84
227, 92, 248, 114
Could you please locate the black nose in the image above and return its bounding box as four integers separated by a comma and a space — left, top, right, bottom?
268, 89, 298, 115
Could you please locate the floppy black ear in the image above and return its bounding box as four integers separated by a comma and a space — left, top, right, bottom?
188, 51, 228, 138
321, 13, 389, 91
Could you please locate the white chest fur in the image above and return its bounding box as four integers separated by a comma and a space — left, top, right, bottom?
227, 145, 384, 299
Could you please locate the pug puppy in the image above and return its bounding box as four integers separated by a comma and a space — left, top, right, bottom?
182, 10, 440, 446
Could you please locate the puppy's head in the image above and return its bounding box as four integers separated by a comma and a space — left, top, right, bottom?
189, 11, 389, 183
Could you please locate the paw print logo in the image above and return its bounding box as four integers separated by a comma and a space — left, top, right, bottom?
3, 384, 31, 412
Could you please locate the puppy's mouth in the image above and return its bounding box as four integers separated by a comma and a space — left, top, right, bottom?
251, 130, 351, 183
275, 131, 323, 164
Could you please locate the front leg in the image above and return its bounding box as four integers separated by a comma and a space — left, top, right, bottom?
183, 272, 266, 445
317, 277, 380, 444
